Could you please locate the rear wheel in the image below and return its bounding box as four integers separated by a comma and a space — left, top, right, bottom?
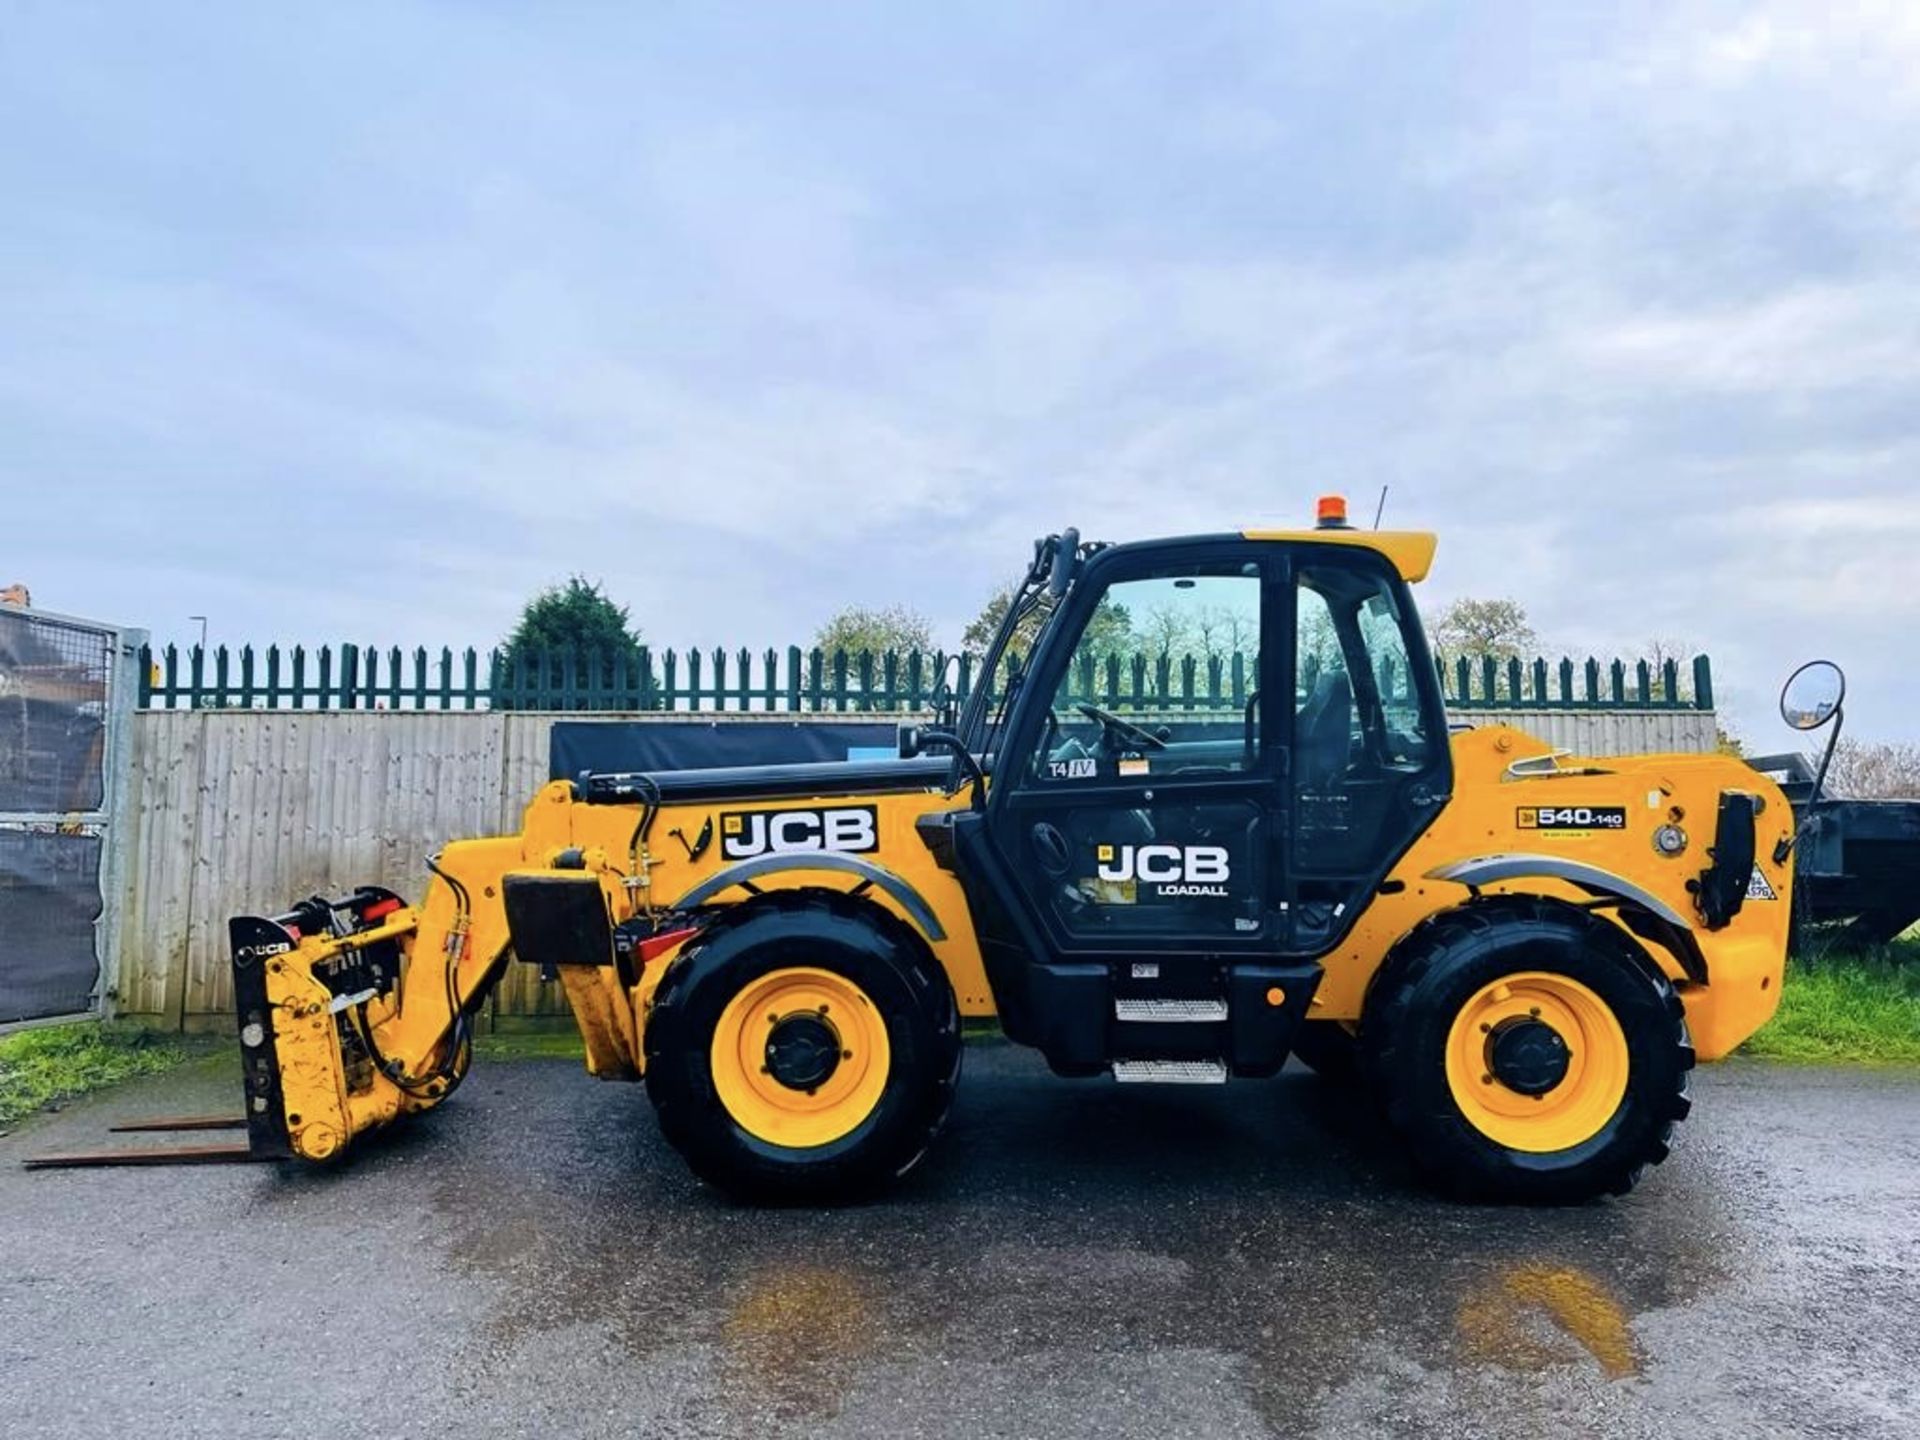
1361, 898, 1693, 1203
644, 895, 961, 1203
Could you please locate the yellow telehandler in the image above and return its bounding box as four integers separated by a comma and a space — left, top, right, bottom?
202, 498, 1829, 1203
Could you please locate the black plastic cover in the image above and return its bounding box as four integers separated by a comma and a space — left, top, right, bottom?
503, 874, 615, 970
1695, 791, 1758, 930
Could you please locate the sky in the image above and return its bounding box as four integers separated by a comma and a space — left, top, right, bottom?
3, 2, 1917, 747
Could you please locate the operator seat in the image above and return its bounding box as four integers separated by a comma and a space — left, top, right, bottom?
1294, 671, 1353, 794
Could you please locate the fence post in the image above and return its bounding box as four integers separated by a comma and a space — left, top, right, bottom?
1692, 655, 1714, 710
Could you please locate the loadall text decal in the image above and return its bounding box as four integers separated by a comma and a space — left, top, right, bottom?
1096, 843, 1231, 897
720, 806, 880, 860
1517, 806, 1628, 833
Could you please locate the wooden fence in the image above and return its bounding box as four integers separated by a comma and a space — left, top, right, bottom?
114, 703, 1721, 1028
138, 642, 1715, 714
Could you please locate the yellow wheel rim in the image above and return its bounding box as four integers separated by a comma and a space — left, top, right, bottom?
710, 967, 891, 1149
1444, 971, 1629, 1154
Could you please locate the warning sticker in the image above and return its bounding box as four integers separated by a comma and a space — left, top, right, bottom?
1746, 866, 1778, 901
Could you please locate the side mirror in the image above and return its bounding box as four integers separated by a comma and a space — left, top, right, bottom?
1048, 527, 1080, 599
1780, 660, 1845, 731
1778, 661, 1849, 849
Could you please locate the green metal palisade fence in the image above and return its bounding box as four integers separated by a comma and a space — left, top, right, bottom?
136, 643, 1714, 715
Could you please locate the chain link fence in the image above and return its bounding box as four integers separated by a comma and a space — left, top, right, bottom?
1, 605, 139, 1025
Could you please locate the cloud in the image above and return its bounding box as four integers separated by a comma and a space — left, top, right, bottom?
3, 1, 1918, 745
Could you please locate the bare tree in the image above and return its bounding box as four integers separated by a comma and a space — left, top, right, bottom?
1429, 597, 1536, 659
1824, 739, 1920, 799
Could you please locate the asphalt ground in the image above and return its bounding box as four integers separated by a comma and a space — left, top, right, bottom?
1, 1043, 1916, 1439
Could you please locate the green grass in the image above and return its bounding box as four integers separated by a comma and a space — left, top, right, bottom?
471, 1024, 587, 1061
1741, 935, 1920, 1065
0, 1022, 191, 1127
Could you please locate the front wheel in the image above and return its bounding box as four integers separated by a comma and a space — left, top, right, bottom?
1362, 898, 1694, 1203
644, 895, 961, 1203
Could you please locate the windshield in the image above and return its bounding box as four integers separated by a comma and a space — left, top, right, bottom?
956, 537, 1087, 758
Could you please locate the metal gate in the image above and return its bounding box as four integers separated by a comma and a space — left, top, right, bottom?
0, 604, 143, 1028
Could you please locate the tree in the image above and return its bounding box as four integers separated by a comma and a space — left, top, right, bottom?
814, 604, 935, 658
496, 576, 644, 706
502, 576, 642, 660
1825, 740, 1920, 799
963, 582, 1131, 659
1429, 597, 1536, 659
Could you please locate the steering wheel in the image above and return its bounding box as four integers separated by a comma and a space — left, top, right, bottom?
1076, 702, 1167, 752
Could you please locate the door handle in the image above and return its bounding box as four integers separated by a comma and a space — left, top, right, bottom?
1031, 822, 1072, 876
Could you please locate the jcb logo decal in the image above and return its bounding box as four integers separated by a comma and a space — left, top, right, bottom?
721, 806, 879, 860
1096, 843, 1231, 897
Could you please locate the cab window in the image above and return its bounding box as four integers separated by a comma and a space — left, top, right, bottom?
1029, 566, 1263, 783
1292, 559, 1440, 941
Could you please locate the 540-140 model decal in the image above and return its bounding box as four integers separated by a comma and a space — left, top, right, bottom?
1517, 805, 1629, 833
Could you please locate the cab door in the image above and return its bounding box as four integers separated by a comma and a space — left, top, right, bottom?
1286, 547, 1452, 950
983, 540, 1284, 958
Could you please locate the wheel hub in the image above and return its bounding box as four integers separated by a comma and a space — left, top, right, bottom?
1485, 1016, 1571, 1096
764, 1012, 843, 1091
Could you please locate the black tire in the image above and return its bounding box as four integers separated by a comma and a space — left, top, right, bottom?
1289, 1020, 1362, 1083
644, 893, 961, 1203
1360, 897, 1694, 1204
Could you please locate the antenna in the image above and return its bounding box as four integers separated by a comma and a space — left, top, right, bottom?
1372, 485, 1390, 530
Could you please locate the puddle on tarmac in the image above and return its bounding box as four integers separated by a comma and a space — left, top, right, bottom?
426, 1059, 1743, 1427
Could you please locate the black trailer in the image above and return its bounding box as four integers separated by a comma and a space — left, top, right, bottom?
1748, 752, 1920, 945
